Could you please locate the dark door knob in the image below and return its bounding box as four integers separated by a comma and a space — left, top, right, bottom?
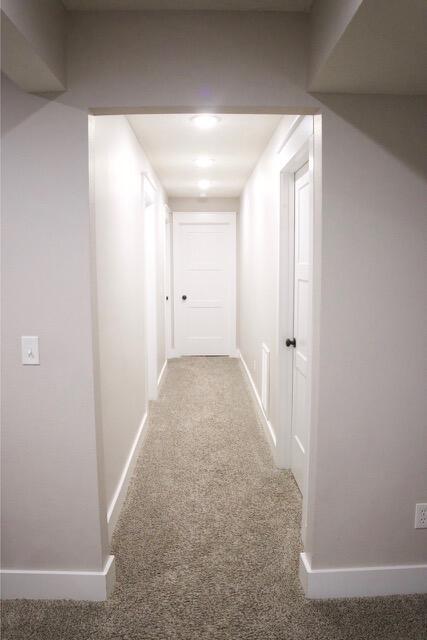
182, 295, 187, 300
286, 338, 296, 348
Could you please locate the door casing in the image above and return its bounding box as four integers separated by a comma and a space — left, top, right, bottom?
277, 114, 322, 549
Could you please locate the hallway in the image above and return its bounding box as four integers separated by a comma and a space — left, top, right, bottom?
3, 358, 426, 640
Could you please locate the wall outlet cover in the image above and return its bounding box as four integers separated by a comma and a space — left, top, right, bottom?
414, 503, 427, 529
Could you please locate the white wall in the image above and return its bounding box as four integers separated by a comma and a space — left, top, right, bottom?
92, 115, 166, 513
169, 197, 239, 213
238, 116, 296, 456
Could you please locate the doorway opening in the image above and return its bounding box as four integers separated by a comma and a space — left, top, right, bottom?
88, 109, 321, 588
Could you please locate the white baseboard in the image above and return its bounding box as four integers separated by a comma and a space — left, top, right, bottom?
238, 350, 277, 451
157, 359, 168, 389
1, 555, 115, 601
299, 552, 427, 599
107, 411, 149, 541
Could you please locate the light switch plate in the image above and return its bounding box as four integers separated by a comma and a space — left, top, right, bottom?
21, 336, 40, 365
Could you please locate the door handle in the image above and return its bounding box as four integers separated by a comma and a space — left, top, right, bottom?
182, 295, 187, 301
285, 338, 296, 348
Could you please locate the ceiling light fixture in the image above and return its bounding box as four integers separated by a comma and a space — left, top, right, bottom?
191, 114, 220, 129
195, 156, 214, 168
198, 179, 211, 190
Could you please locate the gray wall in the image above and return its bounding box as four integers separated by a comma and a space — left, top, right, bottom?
1, 0, 66, 90
311, 95, 427, 567
2, 9, 426, 579
238, 95, 427, 568
1, 76, 108, 570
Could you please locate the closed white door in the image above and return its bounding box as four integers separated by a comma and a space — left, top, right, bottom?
173, 212, 236, 356
290, 163, 312, 495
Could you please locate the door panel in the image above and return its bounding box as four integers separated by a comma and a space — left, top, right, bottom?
291, 163, 312, 495
173, 212, 236, 356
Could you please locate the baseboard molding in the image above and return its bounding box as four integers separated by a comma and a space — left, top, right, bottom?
299, 552, 427, 599
238, 350, 277, 451
157, 359, 168, 390
1, 555, 115, 601
107, 411, 149, 541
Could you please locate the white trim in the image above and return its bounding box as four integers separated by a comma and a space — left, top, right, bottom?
299, 552, 427, 599
238, 350, 277, 453
277, 116, 320, 553
277, 117, 315, 471
277, 115, 305, 154
1, 555, 116, 601
107, 411, 149, 541
157, 359, 168, 390
261, 343, 270, 417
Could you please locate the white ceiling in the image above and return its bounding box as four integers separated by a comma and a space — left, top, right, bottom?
63, 0, 313, 11
127, 114, 285, 197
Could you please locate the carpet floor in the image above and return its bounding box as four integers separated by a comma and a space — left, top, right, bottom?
2, 357, 426, 639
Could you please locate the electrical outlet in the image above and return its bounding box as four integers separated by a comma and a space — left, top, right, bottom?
414, 503, 427, 529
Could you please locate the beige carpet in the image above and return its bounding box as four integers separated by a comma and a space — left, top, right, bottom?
2, 357, 426, 639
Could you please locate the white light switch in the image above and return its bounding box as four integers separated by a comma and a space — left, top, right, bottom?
21, 336, 40, 365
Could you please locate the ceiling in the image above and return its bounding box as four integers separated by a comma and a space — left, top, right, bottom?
62, 0, 313, 11
127, 114, 285, 197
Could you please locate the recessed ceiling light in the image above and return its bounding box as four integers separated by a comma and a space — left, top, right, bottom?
195, 156, 214, 168
191, 114, 220, 129
198, 179, 211, 190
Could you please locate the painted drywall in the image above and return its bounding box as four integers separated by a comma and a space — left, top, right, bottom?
2, 8, 426, 595
239, 97, 427, 569
310, 0, 427, 94
169, 197, 239, 213
66, 11, 310, 110
1, 75, 108, 571
309, 0, 363, 88
308, 95, 427, 568
92, 115, 166, 510
1, 0, 66, 91
156, 202, 166, 382
238, 116, 296, 451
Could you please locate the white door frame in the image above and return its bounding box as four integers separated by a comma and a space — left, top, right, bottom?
276, 115, 322, 547
142, 174, 159, 400
164, 204, 177, 359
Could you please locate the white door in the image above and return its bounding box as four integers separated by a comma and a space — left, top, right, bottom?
173, 212, 236, 356
290, 163, 312, 495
